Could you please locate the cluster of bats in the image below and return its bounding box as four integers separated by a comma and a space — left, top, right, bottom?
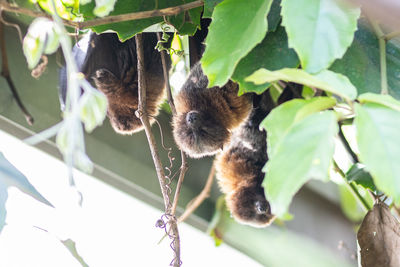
59, 26, 299, 227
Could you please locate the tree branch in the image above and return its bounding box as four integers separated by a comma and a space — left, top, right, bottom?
135, 33, 181, 267
0, 1, 204, 29
80, 1, 204, 28
333, 160, 371, 212
0, 22, 34, 125
384, 30, 400, 41
370, 20, 388, 95
0, 2, 77, 28
178, 163, 215, 223
156, 32, 188, 216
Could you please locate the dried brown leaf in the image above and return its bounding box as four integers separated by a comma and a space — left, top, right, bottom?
357, 203, 400, 267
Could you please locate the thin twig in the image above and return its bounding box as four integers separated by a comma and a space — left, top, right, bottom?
0, 1, 204, 29
0, 9, 23, 43
136, 33, 170, 210
158, 32, 176, 114
156, 32, 188, 216
338, 122, 359, 163
384, 30, 400, 41
158, 163, 215, 244
178, 163, 215, 223
370, 20, 388, 95
135, 33, 180, 267
171, 151, 187, 214
333, 160, 371, 211
0, 22, 34, 125
0, 2, 77, 28
80, 1, 203, 28
271, 82, 283, 94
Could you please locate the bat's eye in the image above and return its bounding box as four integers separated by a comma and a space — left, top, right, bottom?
255, 200, 268, 214
186, 111, 200, 128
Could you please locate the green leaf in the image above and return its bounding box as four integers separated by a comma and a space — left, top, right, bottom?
358, 93, 400, 112
281, 0, 360, 73
261, 97, 336, 156
167, 6, 202, 36
346, 163, 376, 191
338, 184, 367, 222
330, 20, 400, 99
74, 151, 94, 174
0, 181, 7, 233
79, 89, 108, 133
0, 152, 53, 207
302, 86, 315, 99
56, 124, 94, 174
246, 68, 357, 100
232, 26, 299, 95
263, 111, 338, 217
269, 86, 281, 103
93, 0, 117, 17
36, 0, 79, 20
207, 196, 225, 246
61, 239, 90, 267
267, 0, 282, 32
203, 0, 224, 18
355, 103, 400, 203
81, 1, 200, 41
23, 17, 59, 68
201, 0, 272, 87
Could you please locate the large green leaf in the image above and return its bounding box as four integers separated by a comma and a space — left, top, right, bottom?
261, 97, 336, 156
330, 20, 400, 99
167, 6, 202, 36
0, 152, 53, 207
79, 85, 108, 133
355, 103, 400, 203
267, 0, 282, 32
232, 26, 299, 95
203, 0, 224, 18
80, 0, 202, 41
346, 163, 376, 191
281, 0, 360, 73
358, 93, 400, 112
263, 111, 338, 217
246, 68, 357, 100
200, 0, 272, 87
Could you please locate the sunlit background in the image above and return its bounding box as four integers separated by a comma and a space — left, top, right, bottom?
0, 129, 261, 267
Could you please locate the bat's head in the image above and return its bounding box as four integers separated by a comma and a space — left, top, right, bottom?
173, 109, 230, 158
227, 185, 275, 227
172, 63, 252, 158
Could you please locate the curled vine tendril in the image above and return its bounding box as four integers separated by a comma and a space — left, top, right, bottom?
155, 23, 184, 57
151, 116, 181, 266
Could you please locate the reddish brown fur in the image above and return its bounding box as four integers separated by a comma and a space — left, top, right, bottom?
215, 91, 276, 227
175, 81, 251, 132
94, 68, 165, 134
173, 63, 252, 158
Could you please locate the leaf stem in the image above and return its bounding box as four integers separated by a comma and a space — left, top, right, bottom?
370, 20, 388, 95
338, 122, 359, 163
0, 22, 34, 125
271, 82, 283, 94
333, 160, 371, 212
384, 30, 400, 41
136, 33, 181, 267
